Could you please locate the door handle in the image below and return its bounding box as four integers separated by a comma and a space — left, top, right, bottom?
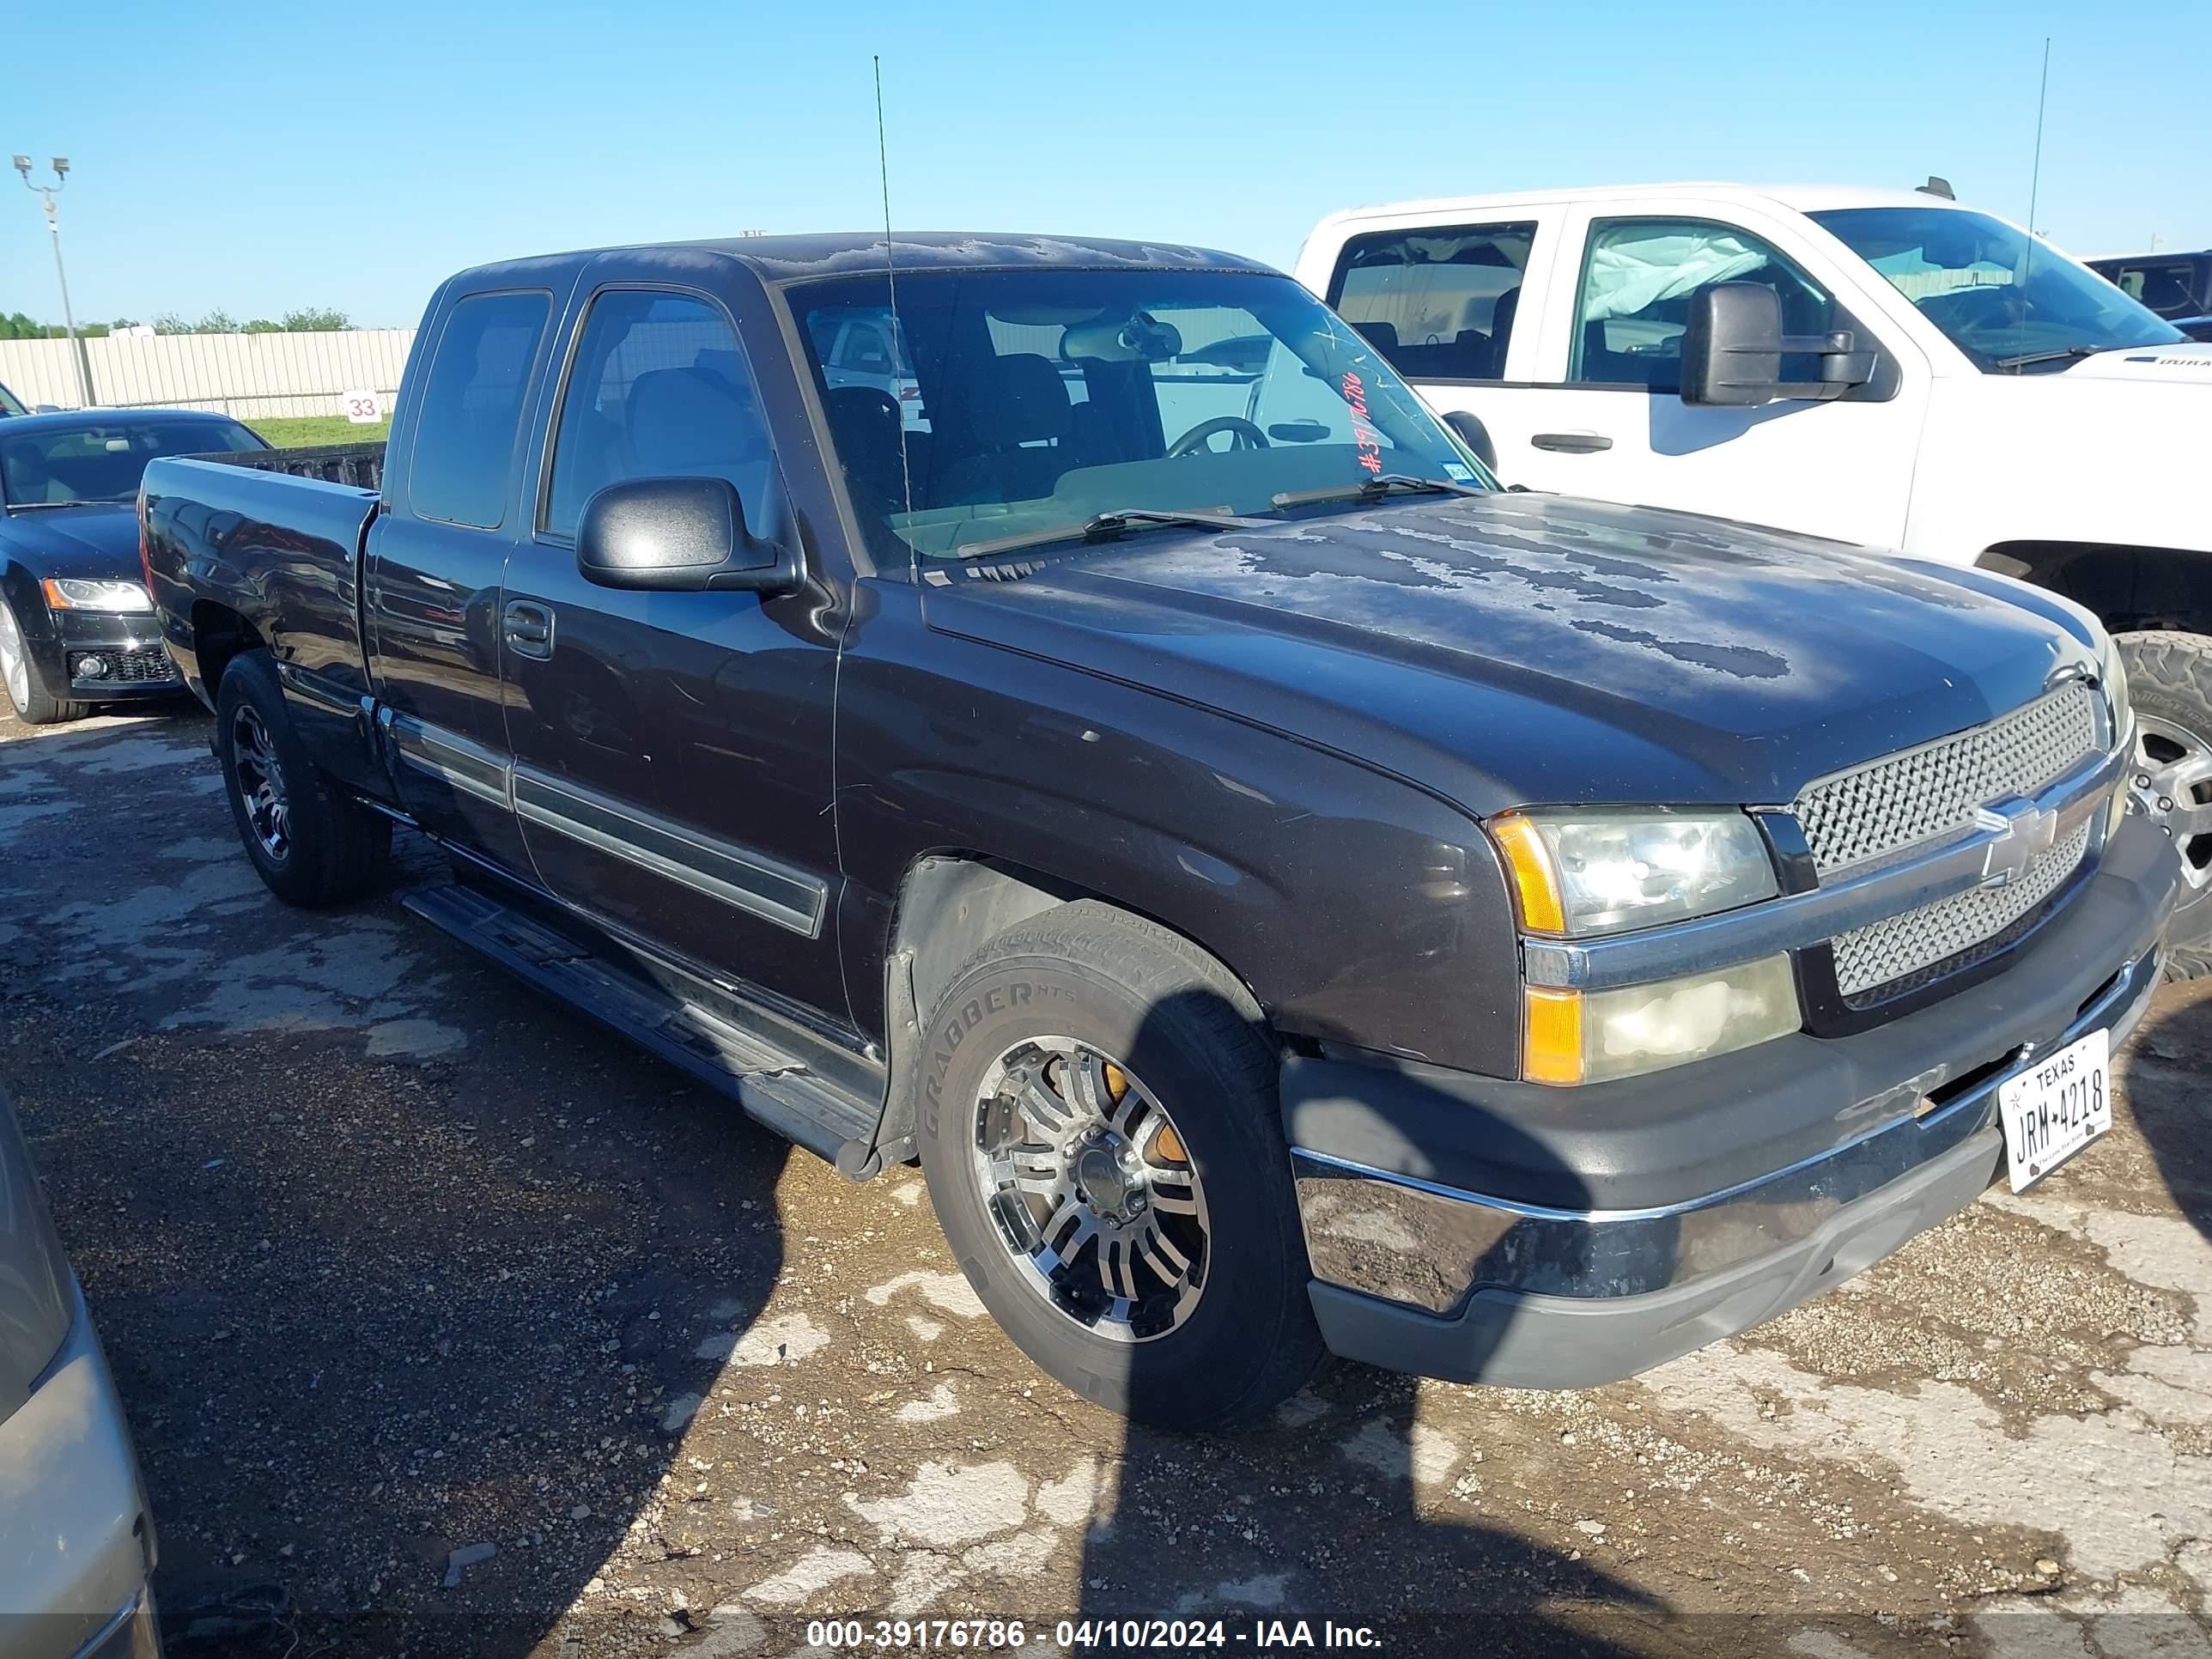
502, 600, 555, 660
1530, 430, 1613, 453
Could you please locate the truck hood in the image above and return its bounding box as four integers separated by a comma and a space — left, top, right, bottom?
2059, 342, 2212, 384
0, 504, 144, 581
921, 491, 2099, 817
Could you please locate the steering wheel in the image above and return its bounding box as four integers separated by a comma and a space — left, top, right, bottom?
1167, 416, 1270, 458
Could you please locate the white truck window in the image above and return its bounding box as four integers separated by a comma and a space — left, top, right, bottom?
1328, 222, 1534, 382
1570, 219, 1832, 392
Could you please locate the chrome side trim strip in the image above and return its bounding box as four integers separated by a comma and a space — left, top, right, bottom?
1523, 742, 2126, 990
275, 660, 359, 715
386, 712, 512, 809
1291, 950, 2156, 1310
512, 769, 827, 940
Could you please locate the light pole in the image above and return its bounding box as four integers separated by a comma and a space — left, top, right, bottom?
13, 155, 93, 408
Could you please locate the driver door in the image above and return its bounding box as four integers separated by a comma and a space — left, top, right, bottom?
1503, 198, 1930, 550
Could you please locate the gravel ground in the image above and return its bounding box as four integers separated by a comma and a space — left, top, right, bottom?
4, 703, 2211, 1659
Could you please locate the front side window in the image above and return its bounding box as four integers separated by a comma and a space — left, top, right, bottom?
1328, 222, 1535, 382
2103, 259, 2197, 319
542, 289, 775, 539
1811, 207, 2184, 371
786, 267, 1487, 568
1, 416, 263, 507
408, 290, 551, 528
1570, 219, 1833, 392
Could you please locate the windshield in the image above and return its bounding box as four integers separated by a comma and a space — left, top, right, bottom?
0, 383, 26, 418
785, 267, 1490, 565
0, 416, 264, 507
1810, 206, 2185, 371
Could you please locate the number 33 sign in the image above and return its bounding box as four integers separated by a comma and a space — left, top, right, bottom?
342, 389, 383, 424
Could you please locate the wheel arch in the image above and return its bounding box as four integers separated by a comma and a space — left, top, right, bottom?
869, 851, 1279, 1161
1978, 541, 2212, 635
187, 599, 266, 700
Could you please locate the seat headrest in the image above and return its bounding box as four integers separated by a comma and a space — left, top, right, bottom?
1356, 319, 1400, 351
966, 354, 1072, 447
627, 368, 754, 470
823, 385, 901, 434
1491, 285, 1521, 336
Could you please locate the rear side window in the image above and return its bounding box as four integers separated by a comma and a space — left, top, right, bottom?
1328, 222, 1535, 382
1569, 218, 1832, 392
541, 289, 776, 539
408, 290, 552, 528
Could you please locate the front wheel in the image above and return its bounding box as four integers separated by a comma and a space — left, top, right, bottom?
2117, 630, 2212, 979
0, 601, 85, 726
915, 901, 1321, 1431
215, 651, 390, 908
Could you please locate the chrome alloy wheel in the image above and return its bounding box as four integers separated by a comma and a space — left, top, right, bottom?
972, 1037, 1209, 1343
230, 702, 292, 863
0, 605, 29, 713
2136, 714, 2212, 892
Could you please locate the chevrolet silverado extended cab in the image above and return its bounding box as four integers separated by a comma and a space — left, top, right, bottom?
1297, 185, 2212, 975
141, 234, 2175, 1428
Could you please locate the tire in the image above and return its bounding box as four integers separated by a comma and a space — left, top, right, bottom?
214, 651, 390, 908
2117, 630, 2212, 980
915, 899, 1322, 1431
0, 602, 85, 726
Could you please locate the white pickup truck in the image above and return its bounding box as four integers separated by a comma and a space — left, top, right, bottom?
1296, 183, 2212, 971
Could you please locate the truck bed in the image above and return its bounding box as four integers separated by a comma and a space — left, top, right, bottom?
139, 447, 384, 765
191, 440, 387, 491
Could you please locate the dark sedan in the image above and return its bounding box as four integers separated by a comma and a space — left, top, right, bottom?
0, 409, 265, 724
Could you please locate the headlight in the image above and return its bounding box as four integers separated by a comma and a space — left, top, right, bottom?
40, 577, 152, 613
1524, 954, 1800, 1085
1490, 809, 1778, 937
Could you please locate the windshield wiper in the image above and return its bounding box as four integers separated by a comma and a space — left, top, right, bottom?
1270, 473, 1486, 510
954, 507, 1268, 560
2, 499, 114, 512
1992, 344, 2103, 371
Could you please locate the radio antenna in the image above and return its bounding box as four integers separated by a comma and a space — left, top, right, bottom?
873, 54, 919, 581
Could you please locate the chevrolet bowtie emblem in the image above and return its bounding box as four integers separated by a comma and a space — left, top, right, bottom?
1975, 797, 2060, 889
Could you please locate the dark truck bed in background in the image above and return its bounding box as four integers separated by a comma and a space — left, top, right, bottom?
194, 441, 386, 491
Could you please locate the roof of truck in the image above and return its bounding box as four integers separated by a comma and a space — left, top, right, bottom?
461, 233, 1273, 288
1316, 182, 1979, 228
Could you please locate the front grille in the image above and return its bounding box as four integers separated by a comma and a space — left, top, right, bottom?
1794, 683, 2099, 875
1831, 820, 2091, 1001
1796, 683, 2103, 1003
71, 645, 179, 686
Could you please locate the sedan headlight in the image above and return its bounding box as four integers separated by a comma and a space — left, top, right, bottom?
40, 577, 153, 613
1491, 809, 1779, 937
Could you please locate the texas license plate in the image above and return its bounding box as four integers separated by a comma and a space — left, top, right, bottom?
1998, 1028, 2111, 1193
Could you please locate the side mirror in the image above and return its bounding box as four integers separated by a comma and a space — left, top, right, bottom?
575, 475, 801, 596
1680, 283, 1875, 407
1442, 409, 1498, 472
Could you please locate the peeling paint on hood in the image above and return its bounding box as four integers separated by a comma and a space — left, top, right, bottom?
922, 491, 2097, 817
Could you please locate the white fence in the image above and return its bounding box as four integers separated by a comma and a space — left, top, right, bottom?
0, 328, 416, 421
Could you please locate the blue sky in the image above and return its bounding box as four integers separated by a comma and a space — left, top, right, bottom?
5, 0, 2207, 329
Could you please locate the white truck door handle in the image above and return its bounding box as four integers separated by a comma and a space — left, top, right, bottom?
1530, 430, 1613, 454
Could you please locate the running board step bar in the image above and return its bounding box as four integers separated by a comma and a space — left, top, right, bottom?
401, 883, 880, 1167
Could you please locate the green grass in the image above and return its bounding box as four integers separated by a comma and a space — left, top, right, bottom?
249, 414, 392, 448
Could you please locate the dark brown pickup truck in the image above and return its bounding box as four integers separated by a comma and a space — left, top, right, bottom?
139, 233, 2172, 1428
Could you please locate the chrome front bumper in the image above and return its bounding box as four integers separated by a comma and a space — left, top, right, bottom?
1294, 947, 2160, 1319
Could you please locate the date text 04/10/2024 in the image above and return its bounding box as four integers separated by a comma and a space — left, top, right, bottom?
803, 1618, 1384, 1650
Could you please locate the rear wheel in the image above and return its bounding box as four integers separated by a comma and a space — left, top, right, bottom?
215, 651, 390, 908
0, 602, 85, 726
2117, 630, 2212, 979
915, 900, 1321, 1430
